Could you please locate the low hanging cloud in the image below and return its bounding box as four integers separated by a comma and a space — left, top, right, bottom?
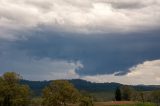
82, 59, 160, 85
0, 44, 83, 80
0, 0, 160, 40
1, 58, 82, 80
0, 29, 160, 83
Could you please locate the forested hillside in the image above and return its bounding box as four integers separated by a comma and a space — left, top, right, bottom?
20, 79, 160, 96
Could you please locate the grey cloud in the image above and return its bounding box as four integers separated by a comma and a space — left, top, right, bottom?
5, 28, 160, 77
109, 2, 146, 9
83, 59, 160, 85
101, 0, 154, 9
0, 0, 160, 82
1, 0, 160, 40
25, 0, 54, 12
101, 0, 156, 9
0, 41, 82, 80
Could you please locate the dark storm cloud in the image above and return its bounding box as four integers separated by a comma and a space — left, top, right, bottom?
1, 0, 160, 82
9, 28, 160, 76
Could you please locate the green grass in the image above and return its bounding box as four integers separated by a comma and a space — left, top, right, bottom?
90, 91, 115, 101
104, 102, 156, 106
133, 102, 156, 106
69, 102, 156, 106
92, 102, 156, 106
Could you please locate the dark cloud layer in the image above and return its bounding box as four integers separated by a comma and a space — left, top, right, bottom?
0, 0, 160, 83
6, 28, 160, 76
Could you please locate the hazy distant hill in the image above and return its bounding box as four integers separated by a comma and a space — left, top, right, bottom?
20, 79, 160, 96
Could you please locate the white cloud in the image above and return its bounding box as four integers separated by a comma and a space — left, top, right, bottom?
0, 0, 160, 39
82, 59, 160, 85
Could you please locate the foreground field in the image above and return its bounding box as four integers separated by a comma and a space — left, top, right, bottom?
94, 102, 155, 106
69, 101, 156, 106
94, 101, 135, 106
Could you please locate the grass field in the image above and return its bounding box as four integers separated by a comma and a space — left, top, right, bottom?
69, 101, 156, 106
94, 102, 155, 106
90, 91, 115, 101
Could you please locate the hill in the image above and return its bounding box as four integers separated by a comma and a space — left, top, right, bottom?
20, 79, 160, 96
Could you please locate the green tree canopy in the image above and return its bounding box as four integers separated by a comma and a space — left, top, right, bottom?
0, 72, 30, 106
121, 85, 134, 101
115, 87, 122, 101
152, 90, 160, 106
79, 91, 94, 106
42, 80, 80, 106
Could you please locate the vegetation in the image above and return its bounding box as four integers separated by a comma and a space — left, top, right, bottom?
79, 91, 94, 106
0, 72, 160, 106
151, 90, 160, 106
121, 85, 133, 101
0, 72, 30, 106
42, 80, 80, 106
20, 80, 160, 97
113, 85, 160, 106
115, 87, 122, 101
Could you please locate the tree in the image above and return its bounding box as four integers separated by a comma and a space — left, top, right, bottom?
30, 98, 43, 106
79, 91, 94, 106
151, 90, 160, 106
121, 85, 133, 101
115, 87, 121, 101
0, 72, 30, 106
0, 77, 5, 106
140, 92, 145, 103
42, 80, 80, 106
79, 96, 93, 106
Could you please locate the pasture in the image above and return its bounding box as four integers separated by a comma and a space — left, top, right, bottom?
69, 101, 156, 106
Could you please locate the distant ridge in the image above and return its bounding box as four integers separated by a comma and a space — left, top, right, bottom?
20, 79, 160, 96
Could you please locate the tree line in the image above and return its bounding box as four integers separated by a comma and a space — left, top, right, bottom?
115, 86, 160, 106
0, 72, 93, 106
0, 72, 160, 106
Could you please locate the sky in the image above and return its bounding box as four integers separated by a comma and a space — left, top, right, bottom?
0, 0, 160, 85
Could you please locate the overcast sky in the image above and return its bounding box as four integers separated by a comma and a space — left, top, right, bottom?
0, 0, 160, 85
